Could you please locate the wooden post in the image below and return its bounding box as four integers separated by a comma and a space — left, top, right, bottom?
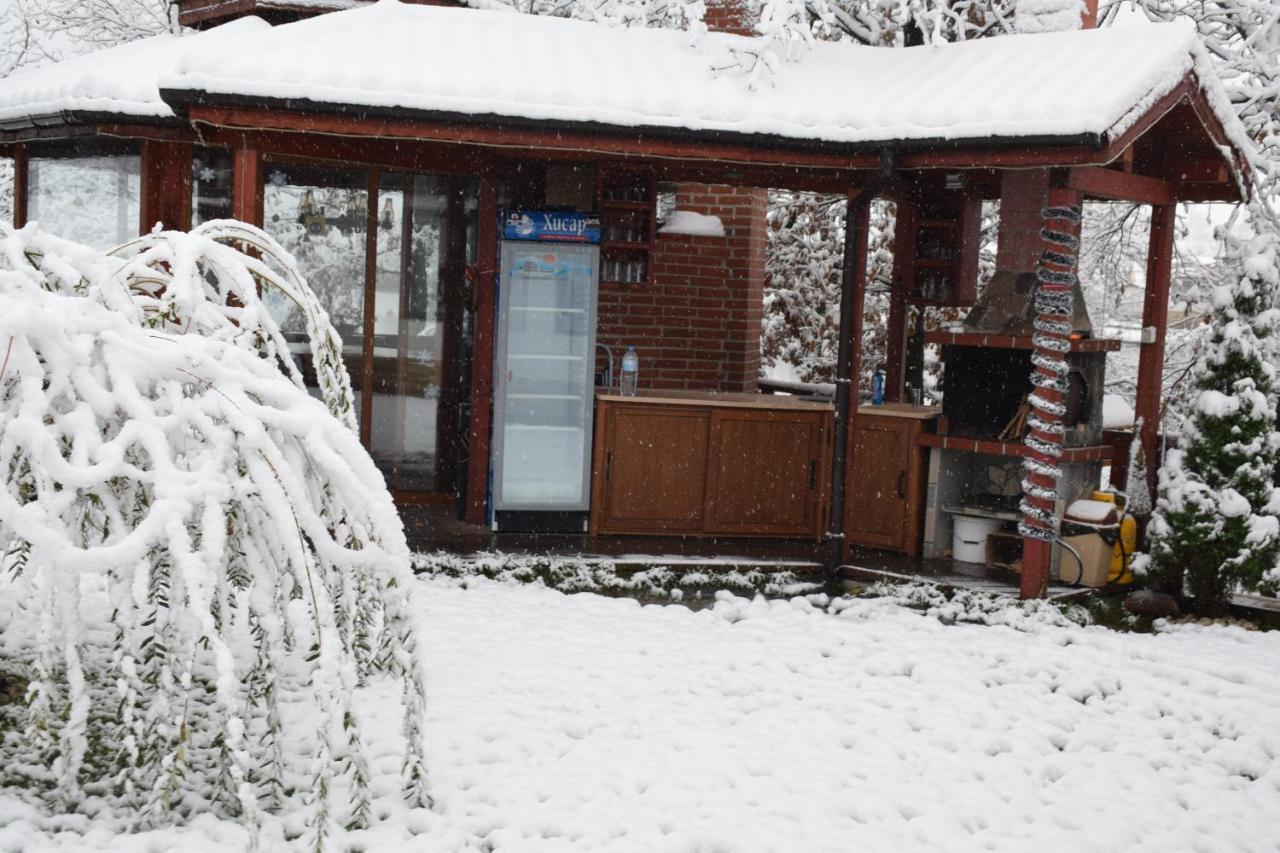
12, 144, 27, 228
230, 143, 262, 225
140, 140, 193, 234
836, 188, 874, 568
883, 197, 912, 403
464, 177, 498, 526
1133, 203, 1176, 497
360, 168, 379, 446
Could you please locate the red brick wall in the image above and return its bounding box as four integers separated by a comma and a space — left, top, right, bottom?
596, 183, 766, 392
705, 0, 756, 35
996, 169, 1051, 274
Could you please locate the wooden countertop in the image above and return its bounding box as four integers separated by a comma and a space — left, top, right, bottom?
594, 389, 940, 419
855, 402, 942, 420
596, 388, 832, 411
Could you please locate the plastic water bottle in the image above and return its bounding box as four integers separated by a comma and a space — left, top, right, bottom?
872, 369, 885, 406
620, 346, 639, 397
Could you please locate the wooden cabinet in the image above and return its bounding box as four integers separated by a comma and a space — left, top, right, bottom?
591, 393, 831, 538
845, 407, 937, 557
595, 404, 710, 533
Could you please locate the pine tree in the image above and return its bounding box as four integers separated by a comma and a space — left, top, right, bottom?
1146, 228, 1280, 613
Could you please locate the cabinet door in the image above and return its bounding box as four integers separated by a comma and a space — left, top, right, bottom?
598, 404, 710, 533
705, 410, 824, 537
847, 420, 909, 551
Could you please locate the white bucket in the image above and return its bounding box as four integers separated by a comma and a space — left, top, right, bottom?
952, 516, 1002, 564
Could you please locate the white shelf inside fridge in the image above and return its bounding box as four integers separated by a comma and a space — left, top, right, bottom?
509, 306, 587, 314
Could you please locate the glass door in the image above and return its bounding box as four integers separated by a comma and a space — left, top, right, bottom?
262, 162, 477, 500
262, 164, 369, 421
370, 173, 477, 496
494, 242, 599, 510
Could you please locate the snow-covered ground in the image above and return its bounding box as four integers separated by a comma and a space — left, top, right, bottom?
3, 578, 1279, 852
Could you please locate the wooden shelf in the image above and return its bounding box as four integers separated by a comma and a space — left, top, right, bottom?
897, 190, 981, 308
597, 166, 656, 286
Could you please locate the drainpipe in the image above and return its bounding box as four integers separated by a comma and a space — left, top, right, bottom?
825, 150, 898, 595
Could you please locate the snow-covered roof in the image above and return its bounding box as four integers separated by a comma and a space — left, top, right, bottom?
156, 2, 1244, 153
0, 0, 1251, 176
0, 17, 269, 129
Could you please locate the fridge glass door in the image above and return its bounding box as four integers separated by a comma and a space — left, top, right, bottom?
496, 243, 598, 509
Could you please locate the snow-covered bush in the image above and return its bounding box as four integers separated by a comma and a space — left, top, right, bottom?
1145, 229, 1280, 612
0, 222, 428, 848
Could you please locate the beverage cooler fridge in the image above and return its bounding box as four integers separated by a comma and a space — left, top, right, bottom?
492, 211, 601, 531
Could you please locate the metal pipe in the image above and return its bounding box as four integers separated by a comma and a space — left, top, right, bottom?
825, 150, 897, 594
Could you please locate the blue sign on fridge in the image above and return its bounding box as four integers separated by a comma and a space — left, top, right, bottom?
502, 209, 602, 243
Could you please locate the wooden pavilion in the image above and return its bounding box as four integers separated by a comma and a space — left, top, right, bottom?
0, 0, 1255, 596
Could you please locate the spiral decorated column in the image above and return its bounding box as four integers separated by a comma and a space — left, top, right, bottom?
1019, 191, 1082, 598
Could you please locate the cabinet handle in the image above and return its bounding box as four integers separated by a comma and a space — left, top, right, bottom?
605, 450, 613, 483
896, 471, 907, 499
808, 459, 818, 490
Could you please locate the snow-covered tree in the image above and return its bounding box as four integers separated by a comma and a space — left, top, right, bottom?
761, 191, 895, 388
1145, 227, 1280, 611
1125, 0, 1280, 200
0, 222, 429, 848
7, 0, 175, 54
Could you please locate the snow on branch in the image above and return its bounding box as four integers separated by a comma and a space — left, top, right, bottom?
0, 222, 429, 848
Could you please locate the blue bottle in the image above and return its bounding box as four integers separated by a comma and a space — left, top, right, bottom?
872, 369, 885, 406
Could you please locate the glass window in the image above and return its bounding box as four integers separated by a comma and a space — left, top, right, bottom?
27, 145, 140, 249
262, 164, 369, 423
191, 146, 233, 226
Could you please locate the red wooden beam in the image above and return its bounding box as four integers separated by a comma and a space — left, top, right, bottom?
1133, 203, 1176, 500
140, 139, 193, 233
1067, 166, 1175, 206
96, 123, 197, 143
883, 197, 913, 402
898, 145, 1107, 171
11, 143, 26, 228
188, 104, 884, 174
464, 177, 498, 526
230, 143, 262, 225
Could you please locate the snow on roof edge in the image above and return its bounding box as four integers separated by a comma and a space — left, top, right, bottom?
0, 17, 271, 128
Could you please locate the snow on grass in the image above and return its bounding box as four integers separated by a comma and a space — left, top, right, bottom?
3, 577, 1279, 851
